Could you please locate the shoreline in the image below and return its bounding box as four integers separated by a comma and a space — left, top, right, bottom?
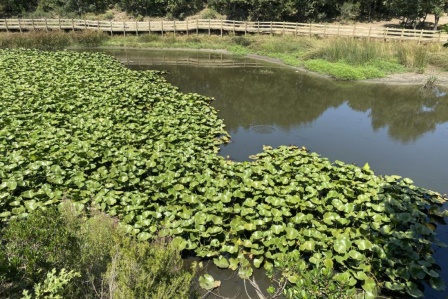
94, 46, 448, 88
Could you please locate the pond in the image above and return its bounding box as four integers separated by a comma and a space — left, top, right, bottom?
101, 48, 448, 298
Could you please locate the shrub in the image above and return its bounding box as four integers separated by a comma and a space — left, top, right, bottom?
104, 238, 194, 299
21, 269, 80, 299
70, 30, 110, 47
0, 207, 79, 295
0, 202, 195, 299
231, 36, 251, 47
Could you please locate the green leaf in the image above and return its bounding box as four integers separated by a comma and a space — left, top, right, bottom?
300, 240, 315, 251
406, 282, 424, 298
171, 236, 187, 251
199, 274, 221, 291
334, 236, 352, 254
354, 239, 373, 251
285, 227, 299, 240
429, 277, 446, 291
213, 256, 229, 269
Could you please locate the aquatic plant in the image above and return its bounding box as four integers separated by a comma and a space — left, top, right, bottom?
0, 49, 446, 298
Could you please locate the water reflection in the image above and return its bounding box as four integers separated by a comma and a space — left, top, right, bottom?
111, 50, 448, 145
104, 49, 448, 192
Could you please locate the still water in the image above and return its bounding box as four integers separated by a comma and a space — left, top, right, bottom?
102, 49, 448, 298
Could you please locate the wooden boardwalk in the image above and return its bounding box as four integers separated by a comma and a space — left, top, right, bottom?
1, 18, 447, 43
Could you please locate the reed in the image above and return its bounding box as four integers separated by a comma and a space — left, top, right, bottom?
0, 31, 71, 50
0, 30, 109, 50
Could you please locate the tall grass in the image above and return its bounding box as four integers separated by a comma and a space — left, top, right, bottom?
0, 31, 71, 50
0, 30, 110, 50
304, 38, 385, 65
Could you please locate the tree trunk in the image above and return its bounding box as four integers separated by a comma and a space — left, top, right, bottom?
434, 15, 440, 31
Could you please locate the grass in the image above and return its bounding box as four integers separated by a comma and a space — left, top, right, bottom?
0, 30, 110, 50
1, 30, 447, 80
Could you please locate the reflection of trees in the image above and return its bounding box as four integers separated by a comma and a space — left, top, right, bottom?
132, 64, 346, 133
347, 85, 448, 143
114, 50, 448, 143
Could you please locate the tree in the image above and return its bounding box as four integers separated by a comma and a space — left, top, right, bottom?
0, 0, 38, 17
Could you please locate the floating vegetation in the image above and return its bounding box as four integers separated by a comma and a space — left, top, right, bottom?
0, 49, 447, 298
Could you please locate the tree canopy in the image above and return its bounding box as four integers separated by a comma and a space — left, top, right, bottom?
0, 0, 447, 28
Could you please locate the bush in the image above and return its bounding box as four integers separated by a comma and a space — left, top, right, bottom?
0, 207, 78, 295
231, 36, 251, 47
0, 202, 195, 299
21, 269, 80, 299
104, 238, 194, 299
70, 30, 110, 47
304, 59, 385, 80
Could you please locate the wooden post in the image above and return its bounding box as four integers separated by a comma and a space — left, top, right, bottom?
309, 23, 312, 37
45, 18, 48, 32
110, 21, 113, 36
257, 21, 260, 34
368, 27, 371, 40
186, 20, 189, 35
84, 19, 87, 30
136, 21, 139, 36
149, 20, 151, 34
161, 21, 164, 36
59, 18, 62, 30
270, 21, 273, 35
419, 29, 423, 44
439, 31, 442, 42
32, 18, 36, 31
245, 21, 247, 35
283, 21, 285, 35
324, 24, 327, 37
337, 23, 340, 35
220, 19, 223, 37
196, 19, 198, 35
233, 20, 235, 34
18, 18, 22, 33
123, 21, 126, 36
295, 23, 298, 36
97, 20, 100, 32
173, 20, 176, 36
352, 25, 356, 37
400, 28, 404, 41
71, 19, 74, 32
5, 19, 8, 32
384, 28, 388, 41
208, 19, 211, 36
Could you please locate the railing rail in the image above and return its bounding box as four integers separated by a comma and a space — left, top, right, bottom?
0, 18, 447, 43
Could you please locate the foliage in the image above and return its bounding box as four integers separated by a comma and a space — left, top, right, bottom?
70, 30, 110, 47
280, 253, 356, 299
0, 201, 194, 298
0, 0, 447, 26
0, 49, 447, 298
21, 269, 80, 299
104, 237, 194, 299
0, 31, 71, 50
0, 207, 79, 293
0, 31, 109, 50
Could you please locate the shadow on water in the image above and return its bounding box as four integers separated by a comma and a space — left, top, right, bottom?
96, 48, 448, 299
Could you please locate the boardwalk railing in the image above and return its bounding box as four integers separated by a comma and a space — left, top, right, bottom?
1, 18, 447, 43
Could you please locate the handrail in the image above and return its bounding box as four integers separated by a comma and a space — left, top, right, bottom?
0, 18, 447, 43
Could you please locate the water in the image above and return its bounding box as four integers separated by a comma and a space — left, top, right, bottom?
101, 49, 448, 298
